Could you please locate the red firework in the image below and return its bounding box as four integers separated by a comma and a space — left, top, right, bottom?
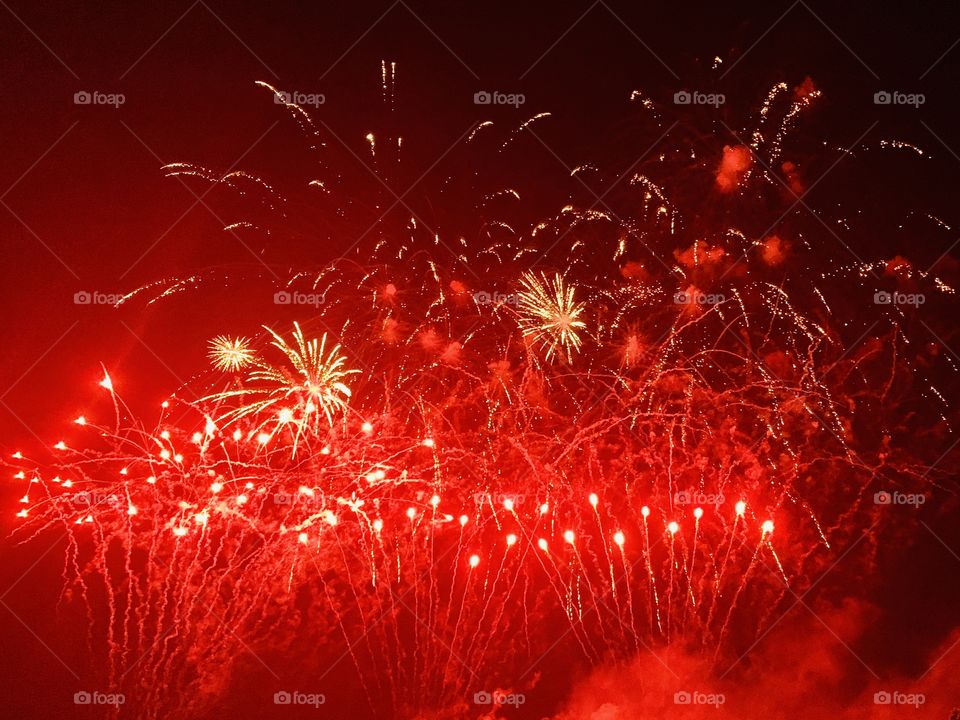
8, 71, 955, 718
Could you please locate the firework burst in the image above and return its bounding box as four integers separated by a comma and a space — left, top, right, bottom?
204, 323, 357, 448
516, 271, 588, 364
7, 70, 957, 719
207, 335, 255, 372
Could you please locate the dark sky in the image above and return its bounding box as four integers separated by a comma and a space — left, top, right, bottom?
1, 2, 959, 718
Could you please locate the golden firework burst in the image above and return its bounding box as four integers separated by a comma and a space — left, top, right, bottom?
207, 335, 256, 372
516, 272, 587, 363
205, 323, 358, 449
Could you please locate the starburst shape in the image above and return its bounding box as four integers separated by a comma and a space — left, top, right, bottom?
207, 335, 256, 372
516, 272, 587, 363
204, 323, 358, 451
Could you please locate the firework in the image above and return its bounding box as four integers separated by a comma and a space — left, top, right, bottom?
203, 323, 357, 449
207, 335, 255, 372
8, 71, 956, 719
515, 271, 587, 364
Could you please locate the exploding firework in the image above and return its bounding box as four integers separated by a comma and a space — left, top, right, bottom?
203, 323, 357, 449
207, 335, 256, 372
8, 67, 957, 719
515, 272, 587, 364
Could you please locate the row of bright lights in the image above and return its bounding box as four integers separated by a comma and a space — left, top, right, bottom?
21, 380, 776, 541
15, 456, 774, 537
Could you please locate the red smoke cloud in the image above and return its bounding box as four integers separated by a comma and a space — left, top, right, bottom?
551, 600, 959, 719
715, 145, 753, 192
